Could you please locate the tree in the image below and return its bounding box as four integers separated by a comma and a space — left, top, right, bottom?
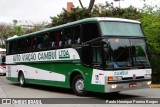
0, 23, 12, 48
50, 7, 92, 27
140, 4, 160, 74
13, 19, 18, 26
7, 26, 24, 36
25, 21, 48, 34
50, 2, 141, 27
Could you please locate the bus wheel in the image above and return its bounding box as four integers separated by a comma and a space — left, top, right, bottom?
72, 75, 86, 96
19, 73, 25, 87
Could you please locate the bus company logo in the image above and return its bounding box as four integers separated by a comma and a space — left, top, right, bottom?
114, 71, 128, 76
133, 74, 136, 79
95, 75, 99, 80
2, 99, 11, 104
59, 50, 70, 59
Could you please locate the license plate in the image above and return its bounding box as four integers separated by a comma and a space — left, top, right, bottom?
129, 83, 137, 88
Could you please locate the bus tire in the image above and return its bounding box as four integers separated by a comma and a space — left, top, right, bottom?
72, 75, 86, 96
19, 72, 25, 87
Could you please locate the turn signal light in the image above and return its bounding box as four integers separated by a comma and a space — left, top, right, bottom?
108, 77, 113, 81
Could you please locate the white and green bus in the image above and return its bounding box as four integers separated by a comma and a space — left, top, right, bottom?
6, 17, 152, 96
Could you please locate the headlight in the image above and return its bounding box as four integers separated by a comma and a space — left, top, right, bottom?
147, 81, 152, 85
111, 84, 117, 89
144, 74, 151, 79
108, 76, 122, 81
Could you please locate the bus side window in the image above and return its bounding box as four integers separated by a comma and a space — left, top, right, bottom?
49, 31, 56, 48
82, 45, 91, 66
37, 36, 42, 49
17, 38, 26, 53
27, 37, 36, 51
55, 30, 63, 47
59, 30, 65, 47
55, 31, 60, 47
64, 27, 72, 46
42, 33, 49, 49
12, 41, 17, 54
82, 23, 99, 43
8, 41, 16, 54
6, 42, 9, 54
92, 42, 102, 68
73, 25, 81, 44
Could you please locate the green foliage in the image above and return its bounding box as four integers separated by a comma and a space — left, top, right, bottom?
140, 5, 160, 74
7, 26, 24, 36
50, 7, 92, 26
0, 23, 12, 48
50, 4, 141, 27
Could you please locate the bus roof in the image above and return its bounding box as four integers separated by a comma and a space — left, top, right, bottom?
7, 17, 140, 41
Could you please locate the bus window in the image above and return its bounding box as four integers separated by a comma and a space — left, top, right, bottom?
82, 23, 99, 42
17, 38, 25, 53
49, 31, 56, 48
55, 30, 62, 47
63, 25, 81, 46
64, 27, 72, 46
27, 37, 36, 51
81, 45, 91, 66
73, 25, 81, 44
9, 41, 17, 54
36, 33, 49, 50
37, 36, 43, 49
6, 42, 9, 54
42, 33, 49, 49
92, 41, 102, 67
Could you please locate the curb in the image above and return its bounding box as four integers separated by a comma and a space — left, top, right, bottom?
150, 84, 160, 88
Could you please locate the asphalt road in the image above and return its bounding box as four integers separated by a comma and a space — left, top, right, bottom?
0, 75, 160, 107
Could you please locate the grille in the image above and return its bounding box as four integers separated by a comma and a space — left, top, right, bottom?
122, 76, 144, 80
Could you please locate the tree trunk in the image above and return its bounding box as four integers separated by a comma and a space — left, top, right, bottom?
79, 0, 84, 8
88, 0, 95, 11
79, 0, 95, 11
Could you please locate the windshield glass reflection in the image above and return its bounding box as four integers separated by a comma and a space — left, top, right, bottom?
103, 38, 150, 69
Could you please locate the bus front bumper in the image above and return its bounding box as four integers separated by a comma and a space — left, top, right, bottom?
105, 78, 152, 93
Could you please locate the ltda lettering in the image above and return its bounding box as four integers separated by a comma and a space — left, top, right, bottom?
114, 71, 128, 76
59, 50, 70, 59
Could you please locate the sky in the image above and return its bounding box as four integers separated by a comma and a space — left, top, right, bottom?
0, 0, 159, 24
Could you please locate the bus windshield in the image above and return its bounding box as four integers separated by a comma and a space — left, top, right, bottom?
100, 22, 144, 37
103, 38, 150, 69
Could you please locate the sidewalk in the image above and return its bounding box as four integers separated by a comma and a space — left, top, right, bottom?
150, 84, 160, 88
